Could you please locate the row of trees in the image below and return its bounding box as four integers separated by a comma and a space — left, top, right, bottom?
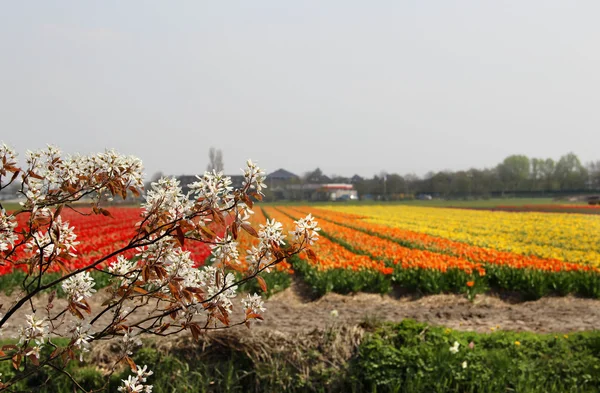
305, 153, 600, 199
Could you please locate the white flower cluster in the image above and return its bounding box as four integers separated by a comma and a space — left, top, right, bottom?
142, 177, 191, 221
449, 341, 460, 354
21, 146, 144, 209
210, 235, 240, 266
118, 365, 153, 393
188, 170, 234, 210
0, 143, 18, 166
61, 271, 96, 303
17, 314, 49, 358
0, 143, 18, 185
0, 208, 18, 252
197, 266, 238, 312
25, 216, 80, 259
132, 241, 200, 291
241, 293, 266, 315
234, 202, 254, 226
245, 219, 286, 273
122, 328, 143, 356
112, 241, 241, 323
69, 321, 94, 361
108, 255, 138, 286
290, 213, 320, 246
242, 159, 267, 196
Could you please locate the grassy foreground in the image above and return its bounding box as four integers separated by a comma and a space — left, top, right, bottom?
3, 319, 600, 392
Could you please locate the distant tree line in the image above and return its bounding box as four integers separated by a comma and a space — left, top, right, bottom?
302, 152, 600, 200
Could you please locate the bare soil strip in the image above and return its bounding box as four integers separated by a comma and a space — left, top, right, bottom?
2, 281, 599, 338
257, 281, 600, 334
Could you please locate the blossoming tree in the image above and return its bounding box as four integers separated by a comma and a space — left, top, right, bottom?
0, 144, 320, 392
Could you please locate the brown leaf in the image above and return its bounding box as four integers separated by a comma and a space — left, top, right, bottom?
184, 286, 204, 294
306, 249, 318, 262
243, 194, 254, 209
189, 323, 202, 341
133, 286, 149, 295
48, 290, 56, 304
28, 353, 40, 366
169, 282, 180, 299
175, 225, 185, 247
142, 266, 150, 282
231, 224, 238, 240
251, 192, 263, 201
9, 170, 20, 183
68, 303, 84, 319
100, 208, 113, 218
129, 186, 141, 198
28, 171, 44, 180
124, 356, 137, 372
76, 300, 92, 314
246, 312, 264, 321
256, 276, 268, 293
155, 323, 171, 334
241, 223, 259, 238
215, 311, 230, 326
12, 354, 21, 370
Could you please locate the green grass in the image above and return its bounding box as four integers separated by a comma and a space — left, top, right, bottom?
4, 320, 600, 392
0, 202, 22, 212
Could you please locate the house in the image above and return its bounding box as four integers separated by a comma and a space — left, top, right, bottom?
266, 168, 300, 183
285, 183, 358, 201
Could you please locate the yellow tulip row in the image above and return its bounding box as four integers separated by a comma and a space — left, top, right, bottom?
322, 205, 600, 266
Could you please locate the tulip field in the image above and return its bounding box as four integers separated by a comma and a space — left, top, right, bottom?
3, 204, 600, 300
263, 205, 600, 299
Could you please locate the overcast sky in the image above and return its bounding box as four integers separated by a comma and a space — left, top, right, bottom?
1, 1, 599, 179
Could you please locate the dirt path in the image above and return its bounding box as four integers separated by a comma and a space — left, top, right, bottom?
2, 282, 600, 337
256, 281, 600, 334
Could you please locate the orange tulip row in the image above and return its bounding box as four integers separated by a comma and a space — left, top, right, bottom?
263, 207, 393, 275
290, 206, 596, 274
273, 207, 484, 276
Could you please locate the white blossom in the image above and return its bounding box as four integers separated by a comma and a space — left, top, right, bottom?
235, 202, 254, 226
117, 365, 153, 393
108, 256, 137, 286
118, 375, 144, 393
197, 266, 238, 313
210, 235, 240, 266
188, 170, 234, 209
136, 365, 154, 383
25, 216, 79, 259
141, 177, 190, 221
449, 341, 460, 354
69, 321, 94, 361
17, 313, 49, 346
290, 214, 320, 246
242, 293, 266, 315
242, 159, 267, 196
0, 143, 18, 172
259, 219, 285, 246
0, 209, 18, 252
25, 345, 41, 360
62, 271, 96, 302
20, 146, 143, 211
122, 328, 143, 356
